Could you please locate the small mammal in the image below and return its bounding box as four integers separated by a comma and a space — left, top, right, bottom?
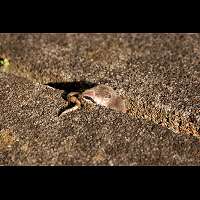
59, 84, 127, 116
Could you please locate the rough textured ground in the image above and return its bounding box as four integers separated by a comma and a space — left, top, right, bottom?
0, 33, 200, 165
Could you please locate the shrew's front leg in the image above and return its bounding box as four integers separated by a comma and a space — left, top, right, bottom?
58, 92, 82, 116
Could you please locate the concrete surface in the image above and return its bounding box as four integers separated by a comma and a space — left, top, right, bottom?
0, 33, 200, 165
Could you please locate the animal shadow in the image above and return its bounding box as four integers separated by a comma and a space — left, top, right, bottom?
46, 80, 97, 101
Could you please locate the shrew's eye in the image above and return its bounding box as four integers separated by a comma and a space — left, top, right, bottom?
103, 93, 111, 99
97, 91, 112, 99
83, 96, 96, 103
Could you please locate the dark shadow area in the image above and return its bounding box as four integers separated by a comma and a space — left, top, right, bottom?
46, 80, 97, 92
46, 80, 98, 116
46, 80, 98, 100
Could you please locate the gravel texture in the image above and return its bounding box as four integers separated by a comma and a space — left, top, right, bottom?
0, 33, 200, 165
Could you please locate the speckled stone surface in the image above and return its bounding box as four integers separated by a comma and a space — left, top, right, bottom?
0, 33, 200, 165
